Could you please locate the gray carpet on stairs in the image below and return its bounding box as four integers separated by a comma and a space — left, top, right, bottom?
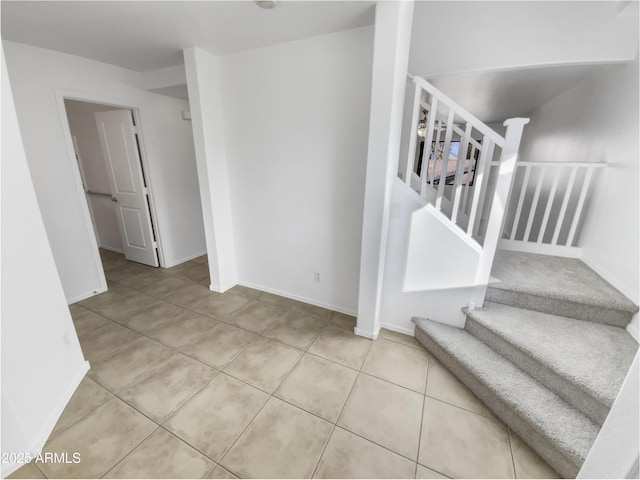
464, 302, 638, 426
414, 317, 600, 479
488, 251, 638, 327
490, 250, 638, 311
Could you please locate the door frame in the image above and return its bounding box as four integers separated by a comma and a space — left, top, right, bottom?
71, 134, 103, 249
55, 88, 166, 298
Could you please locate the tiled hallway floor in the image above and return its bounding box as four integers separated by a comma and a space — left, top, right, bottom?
11, 250, 558, 479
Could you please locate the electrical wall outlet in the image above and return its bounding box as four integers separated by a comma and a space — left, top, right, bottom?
391, 203, 401, 218
314, 271, 321, 282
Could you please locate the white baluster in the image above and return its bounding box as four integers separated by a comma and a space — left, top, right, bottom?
451, 123, 472, 223
405, 83, 422, 185
510, 165, 531, 240
429, 120, 444, 186
467, 140, 494, 238
420, 98, 438, 199
523, 166, 545, 242
567, 167, 595, 246
537, 166, 561, 243
461, 145, 475, 214
435, 109, 455, 210
551, 166, 578, 245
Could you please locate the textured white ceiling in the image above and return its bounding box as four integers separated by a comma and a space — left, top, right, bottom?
1, 1, 375, 72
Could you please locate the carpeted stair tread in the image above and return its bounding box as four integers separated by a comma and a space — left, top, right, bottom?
464, 303, 638, 423
490, 250, 638, 314
414, 317, 599, 477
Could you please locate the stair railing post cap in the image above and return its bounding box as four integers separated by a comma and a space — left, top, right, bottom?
503, 117, 531, 127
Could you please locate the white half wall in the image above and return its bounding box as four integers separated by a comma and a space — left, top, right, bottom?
64, 100, 123, 252
404, 204, 482, 292
3, 41, 206, 302
379, 179, 472, 334
210, 26, 374, 312
1, 48, 88, 477
517, 55, 639, 304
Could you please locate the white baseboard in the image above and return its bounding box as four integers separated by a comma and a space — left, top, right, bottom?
99, 245, 124, 254
66, 285, 108, 305
209, 278, 237, 294
3, 361, 90, 478
163, 250, 207, 269
354, 326, 380, 340
626, 313, 639, 343
581, 256, 639, 306
379, 322, 416, 337
498, 239, 583, 258
236, 280, 357, 317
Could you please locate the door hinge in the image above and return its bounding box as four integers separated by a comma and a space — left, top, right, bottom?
152, 241, 158, 249
143, 187, 148, 196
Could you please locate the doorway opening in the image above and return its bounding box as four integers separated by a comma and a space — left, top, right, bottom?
63, 99, 161, 275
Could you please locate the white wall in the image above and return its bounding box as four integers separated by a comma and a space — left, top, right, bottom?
518, 55, 639, 304
409, 1, 638, 78
3, 41, 206, 302
1, 48, 88, 477
184, 47, 238, 292
213, 26, 374, 314
64, 100, 123, 252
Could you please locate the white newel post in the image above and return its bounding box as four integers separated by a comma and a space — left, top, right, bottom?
472, 117, 529, 307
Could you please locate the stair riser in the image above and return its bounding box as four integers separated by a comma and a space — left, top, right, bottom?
465, 316, 609, 426
415, 327, 579, 479
486, 288, 632, 327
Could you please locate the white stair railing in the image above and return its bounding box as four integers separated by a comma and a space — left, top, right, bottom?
404, 76, 529, 243
499, 161, 607, 257
403, 76, 528, 294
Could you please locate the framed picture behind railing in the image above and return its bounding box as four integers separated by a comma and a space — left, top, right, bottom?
414, 139, 480, 186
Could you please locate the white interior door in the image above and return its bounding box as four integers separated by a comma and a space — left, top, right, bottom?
95, 109, 159, 267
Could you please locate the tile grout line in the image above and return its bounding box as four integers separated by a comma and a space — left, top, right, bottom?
157, 423, 222, 467
507, 428, 519, 479
98, 374, 222, 475
156, 425, 221, 474
414, 359, 429, 479
213, 393, 273, 477
98, 425, 161, 479
45, 394, 113, 443
424, 394, 506, 426
309, 353, 364, 478
151, 370, 222, 425
41, 396, 159, 479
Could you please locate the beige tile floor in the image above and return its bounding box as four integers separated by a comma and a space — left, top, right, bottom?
10, 249, 559, 479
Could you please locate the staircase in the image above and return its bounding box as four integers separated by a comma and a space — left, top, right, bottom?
399, 75, 638, 477
413, 250, 639, 478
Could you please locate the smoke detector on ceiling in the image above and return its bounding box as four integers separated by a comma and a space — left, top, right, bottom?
256, 1, 276, 9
